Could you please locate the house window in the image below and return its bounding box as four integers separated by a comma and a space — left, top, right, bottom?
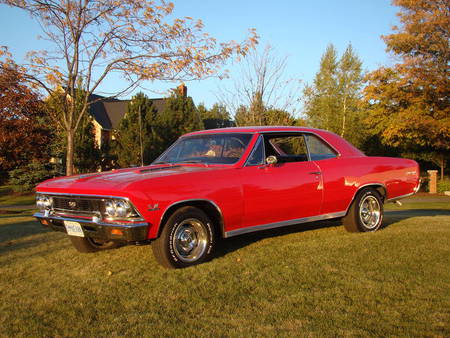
101, 130, 111, 145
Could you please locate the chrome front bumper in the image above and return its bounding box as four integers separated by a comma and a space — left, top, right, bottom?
34, 212, 149, 242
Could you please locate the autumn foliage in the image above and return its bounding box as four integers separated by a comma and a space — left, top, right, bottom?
0, 64, 52, 180
364, 0, 449, 175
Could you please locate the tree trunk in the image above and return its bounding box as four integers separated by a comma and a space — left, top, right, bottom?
66, 129, 75, 176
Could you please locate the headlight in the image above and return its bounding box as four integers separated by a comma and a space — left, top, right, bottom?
103, 199, 135, 219
115, 200, 131, 218
36, 195, 53, 210
105, 200, 116, 217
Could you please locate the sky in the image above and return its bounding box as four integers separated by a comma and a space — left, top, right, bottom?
0, 0, 400, 113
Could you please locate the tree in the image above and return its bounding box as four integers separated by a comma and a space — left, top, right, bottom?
73, 115, 101, 173
303, 44, 366, 147
217, 44, 301, 124
265, 108, 297, 126
113, 92, 158, 167
337, 44, 364, 140
364, 0, 449, 178
198, 103, 234, 129
157, 92, 203, 148
234, 104, 297, 127
0, 63, 52, 182
303, 44, 339, 131
45, 85, 100, 173
0, 1, 258, 175
198, 103, 231, 121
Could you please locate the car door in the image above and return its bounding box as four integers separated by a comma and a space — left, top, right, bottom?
238, 133, 323, 228
303, 133, 352, 215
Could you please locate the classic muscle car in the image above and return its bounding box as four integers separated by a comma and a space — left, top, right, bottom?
34, 126, 420, 268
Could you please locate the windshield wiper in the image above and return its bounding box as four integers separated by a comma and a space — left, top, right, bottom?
152, 161, 170, 165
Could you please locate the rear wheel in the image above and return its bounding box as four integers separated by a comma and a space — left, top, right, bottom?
343, 188, 383, 232
69, 236, 121, 253
152, 206, 215, 269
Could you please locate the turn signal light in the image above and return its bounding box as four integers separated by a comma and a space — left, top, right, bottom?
40, 219, 49, 226
111, 229, 124, 236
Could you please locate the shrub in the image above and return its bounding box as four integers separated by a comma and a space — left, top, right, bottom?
8, 162, 56, 193
437, 178, 450, 193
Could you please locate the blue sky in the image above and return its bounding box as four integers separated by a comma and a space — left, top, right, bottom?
0, 0, 399, 112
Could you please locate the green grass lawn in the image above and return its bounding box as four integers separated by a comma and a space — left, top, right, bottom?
0, 198, 449, 336
0, 185, 35, 207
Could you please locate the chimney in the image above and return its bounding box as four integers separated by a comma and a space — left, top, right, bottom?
177, 83, 187, 97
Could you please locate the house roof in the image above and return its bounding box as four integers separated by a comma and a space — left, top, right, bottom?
88, 95, 167, 130
102, 100, 129, 129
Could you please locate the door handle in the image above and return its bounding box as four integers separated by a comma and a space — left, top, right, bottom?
309, 171, 321, 175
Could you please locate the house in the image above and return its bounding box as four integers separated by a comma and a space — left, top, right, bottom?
88, 84, 187, 147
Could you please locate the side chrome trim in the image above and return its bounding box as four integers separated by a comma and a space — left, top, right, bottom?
159, 199, 225, 236
386, 192, 416, 202
34, 212, 148, 228
414, 178, 422, 193
224, 211, 346, 238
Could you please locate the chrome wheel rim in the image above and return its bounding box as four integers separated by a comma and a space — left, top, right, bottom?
359, 195, 381, 230
172, 218, 208, 263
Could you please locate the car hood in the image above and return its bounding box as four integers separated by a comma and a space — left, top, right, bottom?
36, 164, 218, 196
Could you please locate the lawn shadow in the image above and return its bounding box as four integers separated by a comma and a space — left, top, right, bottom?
0, 218, 49, 244
383, 209, 450, 227
0, 217, 65, 257
215, 208, 450, 259
215, 218, 341, 259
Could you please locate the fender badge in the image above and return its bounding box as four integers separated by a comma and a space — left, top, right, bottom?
148, 203, 160, 211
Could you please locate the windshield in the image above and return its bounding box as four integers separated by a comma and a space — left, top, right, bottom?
154, 133, 253, 165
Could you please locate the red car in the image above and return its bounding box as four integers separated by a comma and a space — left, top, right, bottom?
35, 126, 420, 268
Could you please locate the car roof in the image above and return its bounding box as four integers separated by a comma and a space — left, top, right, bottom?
185, 126, 324, 136
184, 126, 365, 158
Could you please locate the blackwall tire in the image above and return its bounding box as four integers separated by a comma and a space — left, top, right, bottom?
152, 206, 216, 269
343, 188, 384, 233
69, 236, 121, 253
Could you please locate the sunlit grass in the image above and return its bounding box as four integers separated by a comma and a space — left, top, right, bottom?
1, 202, 449, 336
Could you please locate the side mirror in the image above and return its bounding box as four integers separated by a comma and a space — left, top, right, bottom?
266, 155, 278, 165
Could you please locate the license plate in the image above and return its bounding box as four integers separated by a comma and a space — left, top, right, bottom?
64, 221, 85, 237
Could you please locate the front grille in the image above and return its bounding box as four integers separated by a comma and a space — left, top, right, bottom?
52, 196, 104, 215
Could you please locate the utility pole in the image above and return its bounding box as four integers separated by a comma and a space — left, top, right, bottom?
138, 105, 144, 166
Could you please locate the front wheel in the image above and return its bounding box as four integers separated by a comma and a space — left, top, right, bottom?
343, 188, 384, 232
152, 206, 216, 268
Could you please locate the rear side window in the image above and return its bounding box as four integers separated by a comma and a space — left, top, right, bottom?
304, 134, 337, 161
266, 135, 309, 162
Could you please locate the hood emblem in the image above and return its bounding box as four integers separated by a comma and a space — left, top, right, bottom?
68, 201, 77, 208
